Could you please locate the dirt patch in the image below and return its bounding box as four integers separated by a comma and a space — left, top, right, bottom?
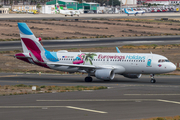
1, 18, 180, 41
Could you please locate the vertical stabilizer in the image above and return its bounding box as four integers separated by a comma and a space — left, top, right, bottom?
124, 8, 128, 14
18, 23, 45, 62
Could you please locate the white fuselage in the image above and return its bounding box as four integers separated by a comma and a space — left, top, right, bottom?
40, 51, 176, 74
59, 9, 80, 16
135, 10, 145, 14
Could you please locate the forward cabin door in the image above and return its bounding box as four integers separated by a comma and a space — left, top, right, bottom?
145, 56, 153, 73
147, 56, 153, 67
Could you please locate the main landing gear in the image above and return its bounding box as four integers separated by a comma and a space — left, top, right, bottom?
84, 73, 93, 82
150, 74, 156, 83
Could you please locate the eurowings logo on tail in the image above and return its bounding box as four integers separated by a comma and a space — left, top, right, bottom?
18, 23, 44, 62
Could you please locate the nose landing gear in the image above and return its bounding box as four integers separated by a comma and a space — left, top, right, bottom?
150, 74, 156, 83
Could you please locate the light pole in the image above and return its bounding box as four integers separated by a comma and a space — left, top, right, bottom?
120, 0, 122, 14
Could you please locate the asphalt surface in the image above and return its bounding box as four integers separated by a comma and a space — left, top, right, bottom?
1, 36, 180, 51
1, 12, 180, 20
0, 73, 180, 120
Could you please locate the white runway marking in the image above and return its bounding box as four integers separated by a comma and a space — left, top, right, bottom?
37, 99, 180, 106
37, 99, 158, 102
124, 94, 180, 96
0, 106, 65, 108
158, 99, 180, 105
66, 106, 107, 114
0, 106, 107, 114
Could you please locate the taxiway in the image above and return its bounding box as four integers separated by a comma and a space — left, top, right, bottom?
0, 73, 180, 120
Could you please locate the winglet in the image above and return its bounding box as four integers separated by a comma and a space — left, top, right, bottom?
116, 47, 121, 53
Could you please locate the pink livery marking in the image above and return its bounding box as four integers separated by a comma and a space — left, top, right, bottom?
158, 64, 162, 67
15, 53, 31, 63
21, 38, 44, 62
73, 54, 85, 64
98, 54, 125, 60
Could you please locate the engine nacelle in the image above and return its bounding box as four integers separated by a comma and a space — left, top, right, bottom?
123, 74, 142, 79
95, 69, 115, 80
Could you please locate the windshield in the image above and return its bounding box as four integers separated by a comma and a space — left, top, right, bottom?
158, 59, 170, 62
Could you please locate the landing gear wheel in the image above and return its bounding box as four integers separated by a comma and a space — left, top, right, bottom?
150, 74, 156, 83
85, 77, 93, 82
150, 79, 156, 83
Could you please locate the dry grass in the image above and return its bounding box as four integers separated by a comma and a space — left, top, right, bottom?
137, 115, 180, 120
0, 84, 107, 96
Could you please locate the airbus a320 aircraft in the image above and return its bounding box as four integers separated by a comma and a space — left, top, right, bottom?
15, 23, 176, 83
124, 8, 138, 16
131, 8, 145, 15
59, 9, 80, 17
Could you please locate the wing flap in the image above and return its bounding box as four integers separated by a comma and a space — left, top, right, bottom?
47, 62, 96, 68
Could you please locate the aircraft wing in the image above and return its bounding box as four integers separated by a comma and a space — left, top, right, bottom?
47, 62, 96, 68
47, 62, 125, 73
47, 62, 117, 69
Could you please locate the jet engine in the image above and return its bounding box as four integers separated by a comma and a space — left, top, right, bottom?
95, 69, 115, 80
123, 74, 142, 79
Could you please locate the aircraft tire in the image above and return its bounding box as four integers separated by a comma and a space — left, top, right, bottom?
150, 79, 156, 83
85, 77, 93, 82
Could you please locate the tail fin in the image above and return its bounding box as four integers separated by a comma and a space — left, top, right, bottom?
124, 8, 127, 13
18, 23, 45, 62
131, 8, 134, 11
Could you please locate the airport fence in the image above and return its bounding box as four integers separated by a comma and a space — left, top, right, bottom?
174, 63, 180, 68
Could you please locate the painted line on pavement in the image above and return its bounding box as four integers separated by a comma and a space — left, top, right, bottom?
124, 94, 180, 96
0, 106, 107, 114
37, 99, 180, 106
0, 106, 65, 108
158, 99, 180, 104
0, 75, 20, 78
37, 99, 158, 102
66, 106, 107, 114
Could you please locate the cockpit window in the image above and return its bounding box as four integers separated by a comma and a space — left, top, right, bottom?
165, 60, 170, 62
158, 59, 170, 62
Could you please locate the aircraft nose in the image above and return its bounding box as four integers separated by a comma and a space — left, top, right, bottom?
170, 63, 176, 71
